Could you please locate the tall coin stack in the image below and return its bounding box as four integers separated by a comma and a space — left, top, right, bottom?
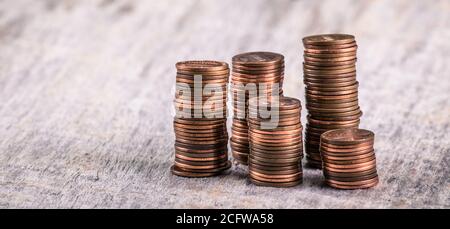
247, 96, 303, 187
171, 61, 231, 177
231, 52, 284, 165
320, 129, 379, 189
302, 34, 362, 168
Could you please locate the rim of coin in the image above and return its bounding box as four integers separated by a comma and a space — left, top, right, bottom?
302, 34, 355, 45
304, 51, 357, 58
320, 141, 373, 149
321, 128, 375, 145
232, 52, 284, 66
323, 167, 377, 178
249, 177, 302, 188
176, 60, 229, 72
305, 59, 357, 67
304, 41, 357, 50
326, 178, 378, 189
171, 165, 224, 178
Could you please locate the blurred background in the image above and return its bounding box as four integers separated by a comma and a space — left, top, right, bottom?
0, 0, 448, 208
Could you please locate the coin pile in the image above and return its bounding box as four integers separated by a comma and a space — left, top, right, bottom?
171, 60, 231, 177
302, 34, 362, 168
320, 129, 378, 189
247, 96, 303, 187
231, 52, 285, 165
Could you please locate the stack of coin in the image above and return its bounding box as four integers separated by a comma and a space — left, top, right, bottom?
171, 60, 231, 177
247, 96, 303, 187
320, 128, 378, 189
302, 34, 362, 168
231, 52, 285, 165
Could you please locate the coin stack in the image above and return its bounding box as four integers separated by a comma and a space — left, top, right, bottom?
320, 129, 378, 189
247, 96, 303, 187
302, 34, 362, 168
171, 60, 231, 177
231, 52, 285, 165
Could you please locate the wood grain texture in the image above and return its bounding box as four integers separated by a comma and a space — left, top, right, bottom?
0, 0, 449, 208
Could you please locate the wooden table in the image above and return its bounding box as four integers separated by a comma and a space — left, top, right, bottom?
0, 0, 448, 208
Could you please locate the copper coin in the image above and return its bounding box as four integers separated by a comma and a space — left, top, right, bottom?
304, 51, 357, 58
175, 153, 228, 162
305, 59, 357, 67
304, 43, 358, 54
304, 55, 356, 63
175, 160, 232, 173
326, 176, 379, 186
171, 165, 222, 178
321, 128, 375, 145
303, 34, 355, 46
323, 158, 376, 169
174, 160, 229, 170
321, 151, 375, 161
249, 170, 302, 180
249, 177, 302, 187
233, 63, 284, 71
323, 167, 377, 178
249, 172, 302, 183
321, 154, 375, 165
232, 52, 284, 66
322, 161, 376, 173
176, 60, 228, 72
176, 68, 229, 77
249, 160, 301, 171
304, 42, 357, 50
325, 172, 378, 182
250, 166, 301, 175
326, 178, 378, 189
175, 145, 227, 154
320, 141, 373, 149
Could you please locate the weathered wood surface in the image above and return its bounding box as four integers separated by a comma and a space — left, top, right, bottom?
0, 0, 449, 208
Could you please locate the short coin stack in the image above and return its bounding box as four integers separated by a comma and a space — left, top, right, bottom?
302, 34, 362, 168
231, 52, 284, 165
171, 60, 231, 177
247, 96, 303, 187
320, 129, 378, 189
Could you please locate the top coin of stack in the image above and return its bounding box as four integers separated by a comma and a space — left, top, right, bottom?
231, 52, 285, 165
320, 129, 379, 189
247, 96, 304, 187
302, 34, 362, 169
171, 60, 231, 177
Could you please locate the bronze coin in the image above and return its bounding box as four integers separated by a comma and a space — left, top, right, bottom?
249, 156, 300, 167
304, 51, 356, 58
175, 160, 232, 173
175, 156, 228, 166
175, 145, 227, 154
326, 176, 379, 186
176, 68, 230, 77
171, 165, 222, 178
304, 59, 357, 67
304, 75, 357, 84
250, 166, 301, 175
233, 63, 284, 71
323, 167, 377, 178
302, 34, 355, 46
249, 160, 301, 171
304, 46, 358, 56
305, 80, 358, 88
320, 141, 374, 151
304, 55, 356, 63
174, 160, 229, 170
250, 153, 301, 163
251, 148, 302, 158
323, 158, 376, 169
306, 100, 358, 109
308, 107, 361, 117
306, 88, 358, 96
322, 161, 376, 173
249, 172, 302, 183
326, 178, 378, 189
321, 150, 375, 160
321, 128, 375, 145
321, 154, 376, 165
175, 153, 228, 162
320, 145, 374, 156
249, 177, 302, 187
325, 172, 378, 182
232, 52, 284, 66
249, 170, 302, 180
306, 82, 358, 91
176, 60, 228, 73
251, 143, 303, 152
